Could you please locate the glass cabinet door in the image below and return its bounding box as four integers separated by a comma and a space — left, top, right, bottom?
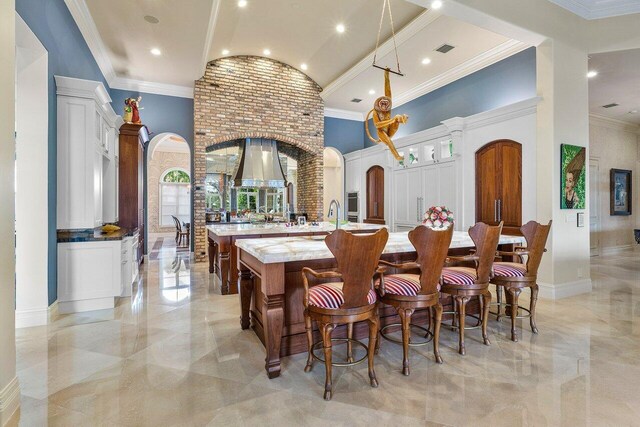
439, 139, 454, 162
423, 144, 436, 164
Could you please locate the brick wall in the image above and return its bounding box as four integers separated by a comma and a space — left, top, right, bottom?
193, 56, 324, 261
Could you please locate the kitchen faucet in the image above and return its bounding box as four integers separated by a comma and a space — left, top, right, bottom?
327, 199, 341, 230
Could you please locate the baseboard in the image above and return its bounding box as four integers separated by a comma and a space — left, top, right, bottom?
58, 297, 115, 314
0, 377, 20, 426
538, 279, 592, 299
15, 301, 58, 328
600, 245, 633, 256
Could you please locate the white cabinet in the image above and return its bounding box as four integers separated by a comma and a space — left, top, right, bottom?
120, 237, 133, 297
393, 168, 423, 226
345, 157, 362, 193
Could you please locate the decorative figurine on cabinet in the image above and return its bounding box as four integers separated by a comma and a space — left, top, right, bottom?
124, 96, 143, 124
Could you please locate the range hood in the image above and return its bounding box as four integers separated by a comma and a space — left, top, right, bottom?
232, 138, 287, 188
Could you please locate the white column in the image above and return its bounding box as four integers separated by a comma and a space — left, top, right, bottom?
0, 1, 19, 425
536, 39, 591, 298
441, 117, 465, 230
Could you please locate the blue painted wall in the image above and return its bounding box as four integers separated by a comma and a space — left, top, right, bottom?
368, 47, 537, 148
16, 0, 111, 305
324, 117, 364, 154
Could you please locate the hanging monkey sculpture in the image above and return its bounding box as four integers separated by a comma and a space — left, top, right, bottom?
365, 68, 408, 161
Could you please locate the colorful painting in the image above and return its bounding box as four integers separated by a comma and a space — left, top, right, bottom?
610, 169, 632, 216
561, 144, 586, 210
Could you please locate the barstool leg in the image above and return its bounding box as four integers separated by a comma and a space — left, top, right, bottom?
347, 323, 354, 363
398, 308, 415, 376
367, 317, 379, 387
433, 303, 444, 364
496, 285, 503, 321
304, 312, 313, 372
530, 284, 539, 334
425, 306, 433, 338
455, 296, 469, 355
507, 287, 522, 342
481, 291, 492, 345
319, 322, 335, 400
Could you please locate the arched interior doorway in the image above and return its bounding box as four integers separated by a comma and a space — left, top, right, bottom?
323, 147, 344, 220
147, 133, 192, 250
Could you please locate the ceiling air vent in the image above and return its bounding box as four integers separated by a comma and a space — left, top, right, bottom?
435, 44, 455, 54
351, 98, 362, 103
602, 103, 619, 108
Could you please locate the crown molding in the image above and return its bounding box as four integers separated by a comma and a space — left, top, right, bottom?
201, 0, 221, 75
589, 113, 640, 133
324, 107, 365, 121
393, 40, 530, 109
64, 0, 116, 83
463, 96, 541, 130
55, 75, 111, 104
110, 77, 194, 99
547, 0, 640, 19
320, 10, 441, 100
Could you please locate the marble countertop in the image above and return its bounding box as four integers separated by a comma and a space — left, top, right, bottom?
207, 221, 384, 237
57, 227, 138, 242
235, 230, 525, 264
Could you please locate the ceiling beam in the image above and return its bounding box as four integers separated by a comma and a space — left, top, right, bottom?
200, 0, 221, 74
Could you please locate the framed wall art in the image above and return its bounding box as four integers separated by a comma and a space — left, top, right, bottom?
561, 144, 586, 209
610, 169, 632, 216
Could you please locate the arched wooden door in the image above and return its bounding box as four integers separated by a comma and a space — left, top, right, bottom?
364, 165, 385, 225
475, 140, 522, 234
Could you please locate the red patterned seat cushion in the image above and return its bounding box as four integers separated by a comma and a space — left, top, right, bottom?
380, 274, 423, 296
442, 267, 477, 285
308, 282, 377, 309
493, 262, 527, 277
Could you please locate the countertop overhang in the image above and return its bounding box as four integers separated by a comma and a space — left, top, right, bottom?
206, 221, 385, 237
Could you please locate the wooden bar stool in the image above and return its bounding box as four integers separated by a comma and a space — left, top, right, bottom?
440, 222, 503, 355
491, 220, 552, 342
302, 228, 389, 400
376, 225, 453, 375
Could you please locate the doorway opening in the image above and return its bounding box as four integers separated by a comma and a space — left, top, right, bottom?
323, 147, 344, 220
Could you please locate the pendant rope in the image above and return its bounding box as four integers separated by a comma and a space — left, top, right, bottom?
372, 0, 402, 76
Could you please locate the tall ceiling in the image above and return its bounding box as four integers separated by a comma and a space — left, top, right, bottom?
546, 0, 640, 19
588, 48, 640, 125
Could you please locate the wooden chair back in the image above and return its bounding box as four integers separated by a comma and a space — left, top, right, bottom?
325, 228, 389, 308
408, 225, 454, 294
521, 220, 552, 275
469, 221, 503, 284
172, 215, 182, 232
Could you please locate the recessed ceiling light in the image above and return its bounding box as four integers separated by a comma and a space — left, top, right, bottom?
222, 49, 230, 55
336, 24, 345, 33
144, 15, 159, 24
431, 0, 443, 9
301, 63, 308, 70
263, 49, 271, 56
150, 48, 161, 56
369, 89, 375, 95
238, 0, 247, 7
421, 57, 431, 65
630, 110, 639, 114
587, 70, 598, 78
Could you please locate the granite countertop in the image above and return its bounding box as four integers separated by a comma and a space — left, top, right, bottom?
235, 230, 525, 264
207, 221, 385, 237
57, 227, 138, 243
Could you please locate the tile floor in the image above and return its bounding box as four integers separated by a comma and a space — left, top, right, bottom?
9, 240, 640, 426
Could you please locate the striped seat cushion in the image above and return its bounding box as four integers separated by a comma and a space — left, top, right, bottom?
493, 262, 527, 277
308, 282, 377, 309
442, 267, 477, 286
380, 274, 423, 296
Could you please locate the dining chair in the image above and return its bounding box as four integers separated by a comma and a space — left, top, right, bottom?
440, 221, 503, 355
376, 225, 453, 375
302, 228, 389, 400
171, 215, 189, 248
491, 220, 552, 341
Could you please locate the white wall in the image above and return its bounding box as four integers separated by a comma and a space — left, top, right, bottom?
322, 147, 344, 220
589, 115, 640, 253
0, 2, 19, 425
15, 14, 49, 328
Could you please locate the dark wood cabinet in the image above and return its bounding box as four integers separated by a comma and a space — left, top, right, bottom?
364, 165, 385, 225
119, 123, 149, 264
475, 140, 522, 235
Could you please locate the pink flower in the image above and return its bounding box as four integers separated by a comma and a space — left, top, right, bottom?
430, 213, 437, 220
439, 212, 447, 220
434, 219, 442, 227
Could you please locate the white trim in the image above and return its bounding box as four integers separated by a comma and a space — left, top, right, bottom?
54, 75, 111, 104
589, 113, 640, 133
324, 108, 365, 121
0, 377, 20, 426
201, 0, 221, 74
15, 301, 57, 328
547, 0, 640, 19
538, 279, 592, 299
63, 0, 116, 83
393, 40, 530, 109
58, 297, 115, 314
321, 10, 442, 100
601, 244, 634, 256
462, 96, 541, 130
110, 77, 194, 99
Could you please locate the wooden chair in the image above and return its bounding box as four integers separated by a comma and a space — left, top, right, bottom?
302, 228, 389, 400
440, 222, 503, 355
491, 220, 551, 342
377, 225, 453, 375
172, 215, 189, 248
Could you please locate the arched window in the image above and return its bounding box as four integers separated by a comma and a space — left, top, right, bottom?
160, 168, 191, 227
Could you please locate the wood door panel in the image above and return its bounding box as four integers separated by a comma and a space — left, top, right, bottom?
499, 142, 522, 227
475, 145, 498, 225
365, 165, 384, 223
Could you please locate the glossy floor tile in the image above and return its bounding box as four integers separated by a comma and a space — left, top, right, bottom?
9, 241, 640, 426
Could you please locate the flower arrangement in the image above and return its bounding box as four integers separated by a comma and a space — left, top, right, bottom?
423, 206, 454, 229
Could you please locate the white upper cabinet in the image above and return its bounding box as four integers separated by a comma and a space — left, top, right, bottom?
55, 76, 123, 230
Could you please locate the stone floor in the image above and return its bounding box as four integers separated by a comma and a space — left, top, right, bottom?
9, 240, 640, 426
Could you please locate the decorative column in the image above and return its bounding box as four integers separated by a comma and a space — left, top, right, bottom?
442, 117, 466, 230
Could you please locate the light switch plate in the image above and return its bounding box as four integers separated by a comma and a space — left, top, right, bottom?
577, 212, 585, 227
